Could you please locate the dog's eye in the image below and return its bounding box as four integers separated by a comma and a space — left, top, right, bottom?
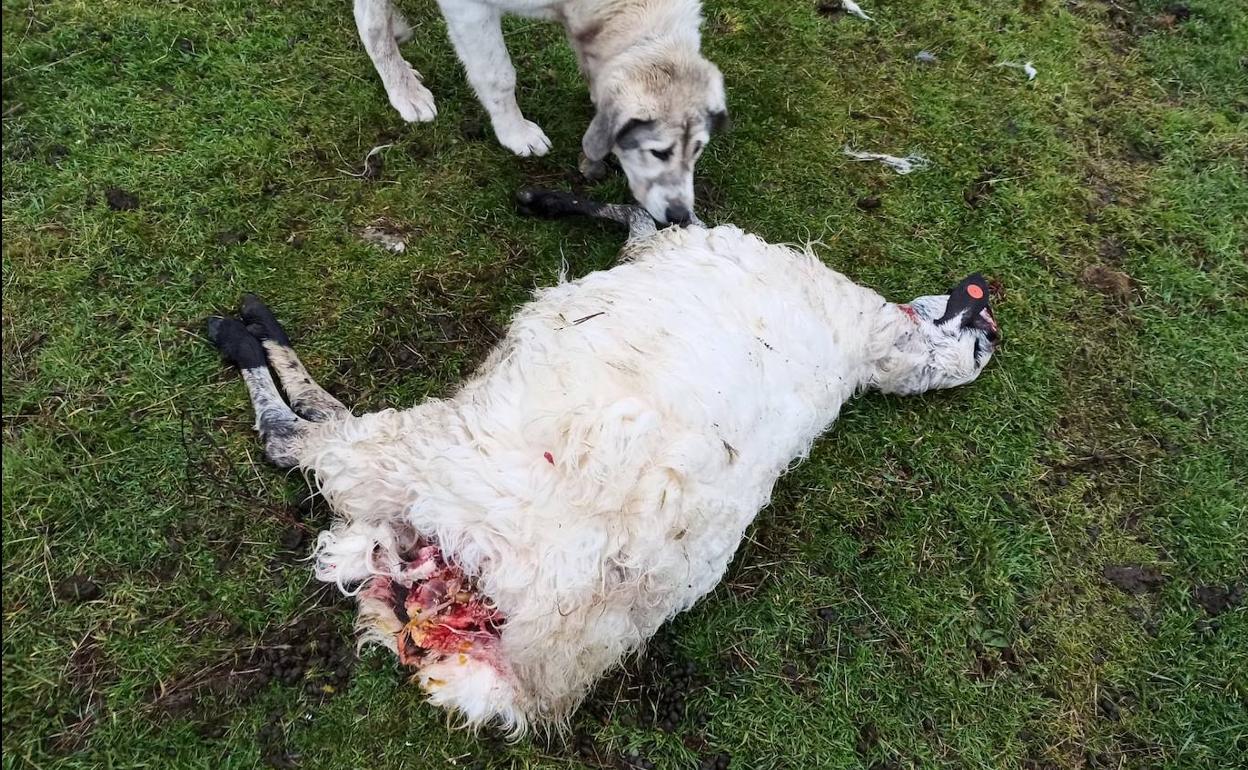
650, 147, 673, 161
693, 142, 704, 156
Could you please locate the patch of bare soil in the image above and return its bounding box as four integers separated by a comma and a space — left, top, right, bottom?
964, 168, 1001, 208
104, 187, 139, 211
1103, 564, 1168, 595
1192, 582, 1244, 616
54, 574, 102, 603
566, 629, 736, 770
1080, 265, 1135, 304
149, 592, 355, 764
45, 632, 118, 755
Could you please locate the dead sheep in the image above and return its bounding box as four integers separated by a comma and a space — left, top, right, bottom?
206, 190, 999, 733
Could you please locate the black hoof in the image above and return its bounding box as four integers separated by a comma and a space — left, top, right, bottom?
239, 294, 291, 346
515, 187, 550, 218
515, 188, 595, 220
206, 316, 266, 369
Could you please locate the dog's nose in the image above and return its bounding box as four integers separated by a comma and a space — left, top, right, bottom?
664, 204, 692, 226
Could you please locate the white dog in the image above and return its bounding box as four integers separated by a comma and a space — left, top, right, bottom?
207, 191, 999, 732
353, 0, 727, 224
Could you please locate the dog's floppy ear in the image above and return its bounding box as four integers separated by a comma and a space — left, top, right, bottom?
583, 104, 619, 162
584, 106, 656, 160
704, 62, 729, 134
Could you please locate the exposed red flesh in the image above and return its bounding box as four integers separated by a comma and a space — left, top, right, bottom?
360, 540, 505, 670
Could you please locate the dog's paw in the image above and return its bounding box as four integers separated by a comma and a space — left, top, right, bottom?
496, 119, 551, 157
389, 67, 437, 123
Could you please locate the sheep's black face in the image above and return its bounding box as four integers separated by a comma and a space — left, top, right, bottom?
898, 274, 1000, 393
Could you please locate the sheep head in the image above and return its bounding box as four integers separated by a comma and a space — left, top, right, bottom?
870, 274, 1000, 395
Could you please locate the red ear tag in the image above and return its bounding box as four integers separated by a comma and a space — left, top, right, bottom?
543, 452, 555, 465
967, 284, 985, 300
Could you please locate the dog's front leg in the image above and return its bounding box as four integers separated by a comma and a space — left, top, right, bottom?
438, 0, 551, 157
355, 0, 437, 122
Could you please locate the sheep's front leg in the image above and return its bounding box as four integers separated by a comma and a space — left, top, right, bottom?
239, 295, 350, 422
515, 188, 659, 241
438, 0, 551, 156
207, 317, 311, 468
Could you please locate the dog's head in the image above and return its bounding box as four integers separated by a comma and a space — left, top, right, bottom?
584, 53, 727, 225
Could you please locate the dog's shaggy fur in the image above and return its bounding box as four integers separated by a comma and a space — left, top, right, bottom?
353, 0, 726, 223
207, 195, 998, 732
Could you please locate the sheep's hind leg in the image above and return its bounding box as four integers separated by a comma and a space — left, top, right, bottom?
515, 188, 658, 241
238, 294, 350, 423
207, 316, 310, 468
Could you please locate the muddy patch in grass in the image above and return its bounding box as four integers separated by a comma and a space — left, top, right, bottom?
46, 632, 119, 755
360, 253, 537, 398
815, 1, 846, 21
963, 168, 1001, 208
969, 641, 1025, 681
257, 710, 301, 769
150, 596, 355, 729
571, 628, 734, 769
104, 187, 139, 211
54, 574, 103, 604
1192, 582, 1244, 616
1103, 564, 1167, 595
1081, 265, 1135, 304
625, 641, 704, 732
366, 286, 503, 391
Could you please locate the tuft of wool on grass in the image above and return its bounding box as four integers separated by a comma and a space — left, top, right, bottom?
842, 0, 872, 21
360, 224, 407, 253
842, 146, 931, 175
996, 60, 1038, 81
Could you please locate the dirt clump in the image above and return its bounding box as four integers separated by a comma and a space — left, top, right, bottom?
214, 230, 248, 246
55, 574, 102, 603
1081, 265, 1134, 303
1103, 564, 1167, 595
104, 187, 139, 211
815, 1, 846, 20
1192, 583, 1244, 616
964, 169, 998, 208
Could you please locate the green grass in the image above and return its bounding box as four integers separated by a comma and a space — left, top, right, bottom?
3, 0, 1246, 767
